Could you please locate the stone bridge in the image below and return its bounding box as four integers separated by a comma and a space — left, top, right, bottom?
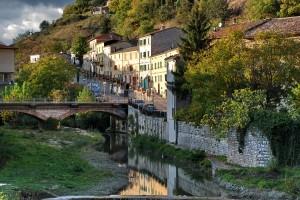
0, 102, 128, 121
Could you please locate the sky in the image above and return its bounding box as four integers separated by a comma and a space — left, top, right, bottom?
0, 0, 73, 45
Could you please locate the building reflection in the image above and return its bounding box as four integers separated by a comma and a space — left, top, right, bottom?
120, 169, 168, 196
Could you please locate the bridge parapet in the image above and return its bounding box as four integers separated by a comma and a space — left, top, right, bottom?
0, 100, 128, 121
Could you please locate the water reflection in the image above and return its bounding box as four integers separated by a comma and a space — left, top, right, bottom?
120, 170, 168, 196
118, 150, 222, 197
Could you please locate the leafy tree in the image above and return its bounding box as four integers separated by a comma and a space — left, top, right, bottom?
50, 90, 68, 102
63, 4, 80, 18
175, 0, 194, 24
280, 0, 300, 17
39, 20, 50, 31
245, 0, 280, 19
182, 32, 300, 124
202, 89, 267, 137
77, 87, 95, 102
17, 56, 76, 98
246, 32, 300, 103
198, 0, 229, 21
0, 82, 32, 122
71, 36, 89, 67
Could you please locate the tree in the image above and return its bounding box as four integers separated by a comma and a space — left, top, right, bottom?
77, 87, 95, 102
17, 56, 76, 98
39, 20, 50, 31
280, 0, 300, 17
198, 0, 228, 21
176, 0, 194, 24
181, 31, 300, 124
179, 4, 210, 62
98, 16, 111, 34
71, 36, 89, 67
245, 0, 280, 19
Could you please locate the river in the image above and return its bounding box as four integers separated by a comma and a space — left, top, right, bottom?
103, 132, 226, 199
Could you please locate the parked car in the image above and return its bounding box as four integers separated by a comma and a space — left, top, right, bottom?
142, 104, 155, 113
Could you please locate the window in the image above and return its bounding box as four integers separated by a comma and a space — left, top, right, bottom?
139, 40, 143, 46
155, 76, 157, 82
150, 64, 153, 70
154, 63, 157, 69
140, 52, 143, 58
148, 38, 150, 44
144, 39, 146, 45
160, 62, 162, 68
147, 51, 150, 57
143, 52, 146, 58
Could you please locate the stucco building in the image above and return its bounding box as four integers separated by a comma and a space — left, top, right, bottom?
138, 27, 183, 92
0, 43, 16, 86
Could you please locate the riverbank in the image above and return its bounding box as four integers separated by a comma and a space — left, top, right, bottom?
0, 126, 128, 198
131, 134, 299, 199
217, 167, 300, 199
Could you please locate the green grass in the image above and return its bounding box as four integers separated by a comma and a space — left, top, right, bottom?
217, 167, 300, 196
0, 127, 109, 195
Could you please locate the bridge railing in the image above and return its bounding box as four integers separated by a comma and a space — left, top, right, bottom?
0, 95, 128, 104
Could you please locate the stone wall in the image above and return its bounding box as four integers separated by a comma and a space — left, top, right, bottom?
128, 106, 168, 141
227, 128, 273, 167
128, 106, 273, 167
177, 122, 228, 156
177, 122, 273, 167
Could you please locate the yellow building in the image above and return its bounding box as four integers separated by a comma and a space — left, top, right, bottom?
149, 48, 179, 98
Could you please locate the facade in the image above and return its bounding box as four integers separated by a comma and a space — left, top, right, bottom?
110, 46, 140, 89
150, 48, 179, 98
0, 43, 16, 86
83, 33, 122, 76
103, 41, 133, 78
138, 27, 183, 92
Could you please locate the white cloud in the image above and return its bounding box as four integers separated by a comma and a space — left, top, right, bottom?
0, 3, 67, 45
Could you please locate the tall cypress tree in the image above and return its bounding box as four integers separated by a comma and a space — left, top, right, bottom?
179, 4, 210, 62
175, 4, 210, 96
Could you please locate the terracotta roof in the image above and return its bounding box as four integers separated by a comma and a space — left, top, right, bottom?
0, 43, 17, 49
89, 33, 122, 43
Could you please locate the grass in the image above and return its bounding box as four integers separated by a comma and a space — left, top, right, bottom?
217, 167, 300, 196
0, 127, 109, 195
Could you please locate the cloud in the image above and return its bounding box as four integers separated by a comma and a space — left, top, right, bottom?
0, 0, 72, 45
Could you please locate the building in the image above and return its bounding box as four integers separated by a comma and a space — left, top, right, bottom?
110, 46, 140, 89
0, 43, 16, 86
150, 48, 179, 98
103, 41, 133, 79
30, 55, 40, 63
138, 27, 184, 92
83, 33, 122, 76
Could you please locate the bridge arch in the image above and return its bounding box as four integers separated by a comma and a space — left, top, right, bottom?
0, 102, 128, 121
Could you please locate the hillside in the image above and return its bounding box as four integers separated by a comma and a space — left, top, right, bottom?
14, 0, 248, 69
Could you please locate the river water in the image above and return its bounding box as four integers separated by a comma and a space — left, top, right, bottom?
104, 132, 226, 198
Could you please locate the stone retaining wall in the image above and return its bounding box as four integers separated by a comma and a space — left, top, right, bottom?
128, 106, 273, 167
177, 122, 228, 156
